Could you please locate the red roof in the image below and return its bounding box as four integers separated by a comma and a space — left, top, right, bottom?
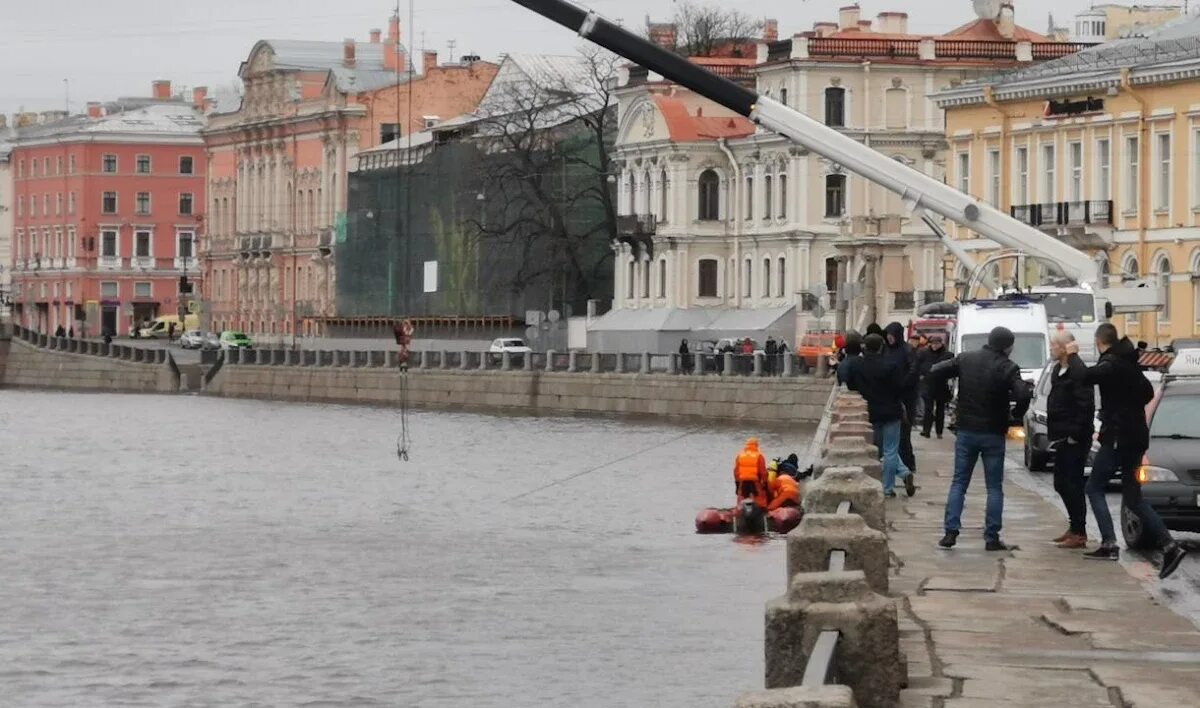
651, 95, 755, 142
944, 18, 1051, 42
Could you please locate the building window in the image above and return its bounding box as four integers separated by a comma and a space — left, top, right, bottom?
1041, 143, 1056, 203
1069, 142, 1083, 202
17, 195, 23, 217
179, 156, 194, 175
135, 282, 152, 299
101, 230, 118, 257
1096, 138, 1111, 201
42, 192, 49, 216
626, 260, 635, 299
825, 174, 846, 217
957, 151, 970, 194
1014, 146, 1029, 204
745, 175, 754, 220
698, 259, 719, 297
777, 257, 786, 297
18, 159, 24, 178
100, 281, 118, 299
55, 193, 63, 216
380, 123, 401, 144
1124, 254, 1140, 326
658, 259, 667, 298
1124, 136, 1139, 213
1156, 133, 1171, 212
135, 230, 152, 258
641, 259, 650, 298
177, 231, 195, 259
102, 191, 117, 214
55, 156, 63, 175
102, 154, 117, 173
67, 226, 76, 259
824, 87, 845, 128
780, 87, 789, 107
68, 154, 76, 174
1195, 130, 1200, 207
764, 175, 773, 220
987, 149, 1001, 206
43, 157, 49, 174
744, 258, 753, 298
179, 192, 194, 215
136, 155, 151, 174
1156, 255, 1172, 322
762, 257, 771, 297
68, 192, 76, 215
697, 169, 720, 221
136, 192, 151, 215
778, 174, 787, 218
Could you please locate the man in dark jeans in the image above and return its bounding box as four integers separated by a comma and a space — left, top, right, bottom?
847, 334, 915, 498
883, 322, 918, 476
917, 334, 953, 439
1068, 324, 1188, 578
1045, 331, 1093, 550
927, 326, 1031, 551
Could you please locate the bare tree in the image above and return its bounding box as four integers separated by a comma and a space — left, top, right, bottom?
466, 47, 619, 312
672, 0, 763, 57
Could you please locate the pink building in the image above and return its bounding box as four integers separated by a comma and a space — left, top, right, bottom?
9, 82, 206, 336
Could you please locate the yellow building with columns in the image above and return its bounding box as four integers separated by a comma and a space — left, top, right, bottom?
936, 17, 1200, 347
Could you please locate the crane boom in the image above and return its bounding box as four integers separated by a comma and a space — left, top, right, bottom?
507, 0, 1106, 289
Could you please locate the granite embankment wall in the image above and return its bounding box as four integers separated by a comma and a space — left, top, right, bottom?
0, 334, 178, 394
205, 363, 833, 424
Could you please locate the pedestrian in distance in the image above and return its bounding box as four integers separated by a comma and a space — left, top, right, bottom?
765, 336, 778, 376
68, 326, 74, 339
836, 330, 863, 387
679, 338, 691, 374
1067, 324, 1188, 578
168, 322, 177, 342
917, 334, 954, 439
846, 333, 916, 498
54, 325, 66, 338
927, 326, 1031, 551
1045, 331, 1093, 550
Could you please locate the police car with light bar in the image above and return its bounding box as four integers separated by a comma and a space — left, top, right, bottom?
1124, 349, 1200, 548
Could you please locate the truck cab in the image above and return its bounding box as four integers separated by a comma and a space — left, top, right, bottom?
954, 299, 1051, 385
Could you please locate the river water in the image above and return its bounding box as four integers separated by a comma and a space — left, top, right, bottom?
0, 390, 811, 707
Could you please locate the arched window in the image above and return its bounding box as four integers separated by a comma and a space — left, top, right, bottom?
658, 258, 667, 298
744, 258, 753, 298
698, 170, 720, 221
698, 258, 719, 298
744, 175, 754, 220
659, 169, 668, 223
777, 256, 786, 297
1123, 254, 1141, 326
627, 176, 636, 216
727, 257, 735, 297
642, 173, 651, 216
762, 257, 771, 297
780, 87, 789, 107
778, 175, 787, 219
627, 258, 635, 299
824, 87, 846, 127
641, 258, 651, 298
764, 175, 773, 221
1155, 253, 1172, 322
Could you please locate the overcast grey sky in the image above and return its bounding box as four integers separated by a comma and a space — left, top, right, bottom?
1, 0, 1101, 116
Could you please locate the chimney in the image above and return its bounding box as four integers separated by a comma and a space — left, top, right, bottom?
86, 102, 104, 118
998, 3, 1016, 40
343, 38, 357, 68
839, 4, 861, 30
648, 21, 678, 50
192, 86, 208, 109
877, 12, 909, 35
388, 12, 401, 43
422, 50, 438, 74
152, 79, 172, 100
814, 22, 838, 37
370, 28, 382, 43
762, 18, 779, 42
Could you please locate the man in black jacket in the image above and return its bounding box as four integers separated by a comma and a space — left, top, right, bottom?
884, 322, 919, 475
927, 326, 1031, 551
1069, 324, 1187, 578
1045, 332, 1093, 549
847, 334, 916, 497
917, 335, 954, 439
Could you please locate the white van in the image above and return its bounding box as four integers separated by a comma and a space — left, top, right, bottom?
954, 299, 1051, 385
1027, 286, 1102, 363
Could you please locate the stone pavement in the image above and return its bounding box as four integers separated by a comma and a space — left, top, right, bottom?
889, 433, 1200, 707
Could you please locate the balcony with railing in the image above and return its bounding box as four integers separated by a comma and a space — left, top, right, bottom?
1010, 200, 1114, 228
99, 255, 123, 270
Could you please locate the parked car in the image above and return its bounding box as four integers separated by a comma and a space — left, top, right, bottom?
179, 330, 205, 349
219, 331, 254, 350
488, 338, 532, 364
1123, 349, 1200, 549
202, 332, 221, 350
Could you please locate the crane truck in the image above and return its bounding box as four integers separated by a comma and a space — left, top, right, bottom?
505, 0, 1166, 350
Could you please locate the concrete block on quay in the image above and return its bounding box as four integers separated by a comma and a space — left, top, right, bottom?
735, 686, 858, 708
765, 570, 901, 708
802, 467, 885, 532
818, 441, 881, 482
787, 513, 889, 593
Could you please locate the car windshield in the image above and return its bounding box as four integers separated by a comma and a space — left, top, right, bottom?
961, 333, 1047, 371
1040, 293, 1095, 323
503, 340, 525, 347
1150, 393, 1200, 438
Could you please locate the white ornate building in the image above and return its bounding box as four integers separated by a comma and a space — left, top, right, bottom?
593, 5, 1088, 348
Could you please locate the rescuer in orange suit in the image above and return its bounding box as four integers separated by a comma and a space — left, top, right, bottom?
768, 473, 800, 511
734, 438, 769, 509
